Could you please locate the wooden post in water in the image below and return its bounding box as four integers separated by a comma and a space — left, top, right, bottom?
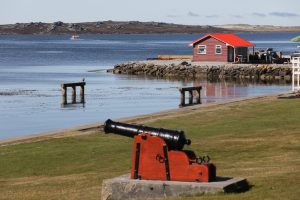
60, 82, 86, 106
61, 85, 67, 105
80, 85, 85, 103
179, 86, 202, 107
196, 88, 201, 104
72, 86, 76, 103
188, 90, 193, 104
179, 88, 185, 107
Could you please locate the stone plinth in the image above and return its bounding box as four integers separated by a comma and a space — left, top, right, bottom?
101, 174, 249, 200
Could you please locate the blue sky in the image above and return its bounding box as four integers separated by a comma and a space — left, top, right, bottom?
1, 0, 299, 25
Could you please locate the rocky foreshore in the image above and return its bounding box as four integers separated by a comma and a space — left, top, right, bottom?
109, 60, 292, 81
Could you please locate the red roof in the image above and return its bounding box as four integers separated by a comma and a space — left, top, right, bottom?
190, 33, 255, 47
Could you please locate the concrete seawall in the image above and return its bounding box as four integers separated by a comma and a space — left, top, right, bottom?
109, 60, 292, 81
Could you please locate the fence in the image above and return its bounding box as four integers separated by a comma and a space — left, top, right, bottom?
292, 55, 300, 92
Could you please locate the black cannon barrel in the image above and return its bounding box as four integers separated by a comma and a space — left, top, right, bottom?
103, 119, 191, 150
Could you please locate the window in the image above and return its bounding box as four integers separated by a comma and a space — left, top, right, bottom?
215, 45, 222, 54
197, 45, 206, 54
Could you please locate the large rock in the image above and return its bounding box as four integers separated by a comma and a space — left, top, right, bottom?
53, 21, 63, 26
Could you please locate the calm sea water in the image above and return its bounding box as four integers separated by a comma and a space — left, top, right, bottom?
0, 32, 299, 140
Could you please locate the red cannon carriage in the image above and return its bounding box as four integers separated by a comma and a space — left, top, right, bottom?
104, 119, 216, 182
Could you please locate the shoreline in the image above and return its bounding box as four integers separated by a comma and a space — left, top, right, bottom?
0, 92, 290, 146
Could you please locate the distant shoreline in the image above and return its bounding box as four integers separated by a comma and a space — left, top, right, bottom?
0, 92, 288, 146
1, 21, 300, 35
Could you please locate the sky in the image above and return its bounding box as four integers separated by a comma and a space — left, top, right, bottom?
1, 0, 299, 26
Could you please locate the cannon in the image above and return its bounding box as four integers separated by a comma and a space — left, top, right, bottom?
104, 119, 191, 150
104, 119, 216, 182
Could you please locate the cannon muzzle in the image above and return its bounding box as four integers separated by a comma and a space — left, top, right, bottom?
104, 119, 191, 150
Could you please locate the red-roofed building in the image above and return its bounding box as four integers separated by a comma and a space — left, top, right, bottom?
190, 33, 255, 62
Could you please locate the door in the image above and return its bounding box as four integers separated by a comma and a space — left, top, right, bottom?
228, 46, 234, 62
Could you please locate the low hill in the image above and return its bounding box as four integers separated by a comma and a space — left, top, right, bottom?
0, 21, 300, 35
0, 21, 225, 35
215, 24, 300, 32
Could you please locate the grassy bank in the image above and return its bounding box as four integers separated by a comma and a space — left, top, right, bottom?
291, 35, 300, 42
0, 95, 299, 200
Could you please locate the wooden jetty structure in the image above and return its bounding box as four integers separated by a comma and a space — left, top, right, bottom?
147, 55, 193, 60
157, 55, 193, 60
292, 55, 300, 92
179, 86, 202, 107
61, 82, 85, 105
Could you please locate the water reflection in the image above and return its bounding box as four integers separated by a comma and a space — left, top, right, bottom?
111, 72, 291, 105
193, 78, 290, 103
61, 102, 85, 109
0, 69, 291, 140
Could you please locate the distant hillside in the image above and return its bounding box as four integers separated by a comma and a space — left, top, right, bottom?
0, 21, 299, 35
215, 24, 300, 32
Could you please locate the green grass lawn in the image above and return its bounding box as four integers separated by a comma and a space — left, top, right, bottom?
0, 96, 299, 200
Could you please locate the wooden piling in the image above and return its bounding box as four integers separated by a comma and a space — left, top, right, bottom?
188, 90, 193, 104
61, 85, 67, 105
196, 88, 201, 104
179, 88, 185, 107
72, 86, 76, 103
60, 81, 86, 105
80, 85, 85, 103
179, 86, 202, 107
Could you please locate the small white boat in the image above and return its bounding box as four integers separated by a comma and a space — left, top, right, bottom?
70, 35, 80, 40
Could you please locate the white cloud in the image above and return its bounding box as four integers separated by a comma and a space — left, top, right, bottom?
269, 12, 299, 17
188, 12, 199, 17
252, 12, 266, 17
205, 15, 219, 18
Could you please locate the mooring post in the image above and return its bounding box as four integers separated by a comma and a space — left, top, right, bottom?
179, 88, 185, 107
61, 81, 86, 106
80, 84, 85, 103
72, 86, 76, 103
196, 88, 201, 104
61, 84, 67, 105
188, 90, 193, 104
179, 86, 202, 107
